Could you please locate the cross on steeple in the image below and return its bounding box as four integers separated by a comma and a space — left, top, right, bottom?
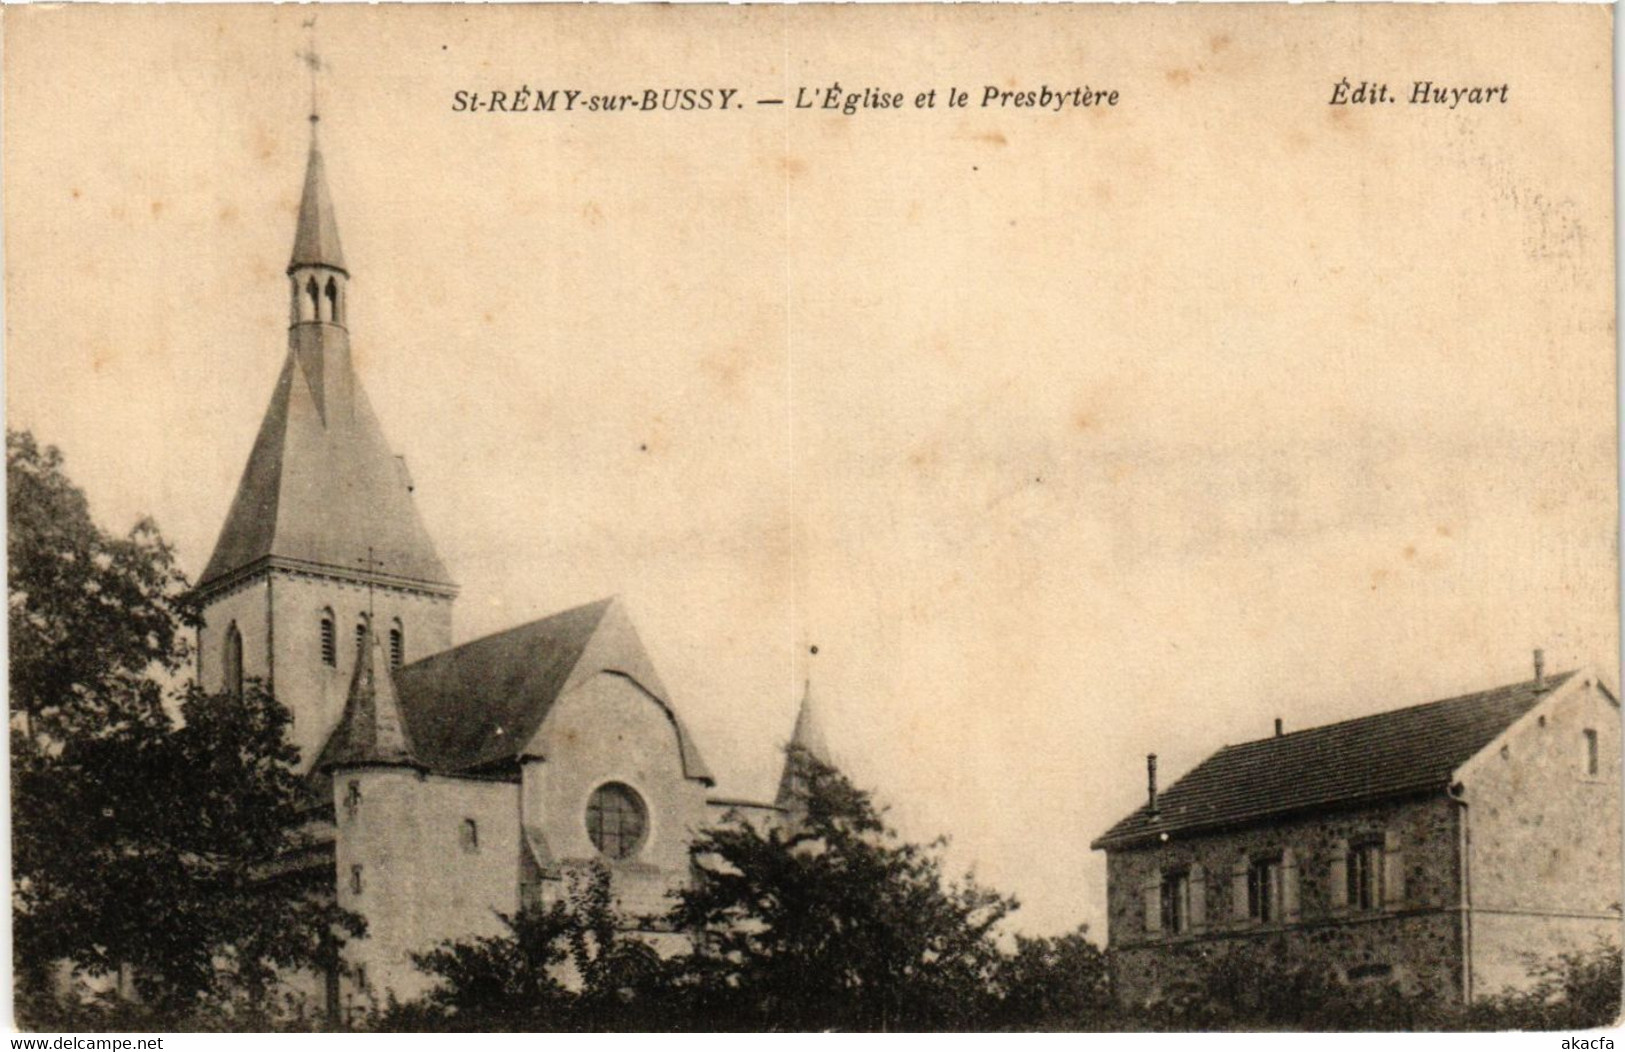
297, 16, 323, 124
357, 545, 385, 625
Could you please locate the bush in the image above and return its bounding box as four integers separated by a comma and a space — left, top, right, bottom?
1467, 942, 1623, 1031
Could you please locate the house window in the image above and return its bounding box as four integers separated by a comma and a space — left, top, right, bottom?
389, 624, 404, 669
1160, 869, 1191, 934
350, 864, 364, 895
586, 782, 647, 860
1583, 729, 1599, 776
460, 818, 479, 853
1248, 856, 1281, 923
1348, 840, 1384, 912
320, 611, 337, 667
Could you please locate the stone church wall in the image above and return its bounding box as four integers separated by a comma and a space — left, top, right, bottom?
524, 671, 712, 924
270, 572, 452, 773
196, 576, 271, 694
199, 569, 453, 773
333, 767, 517, 1007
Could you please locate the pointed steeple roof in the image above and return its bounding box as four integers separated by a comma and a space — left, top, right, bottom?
289, 119, 346, 273
776, 680, 834, 809
787, 680, 833, 763
317, 625, 420, 770
197, 352, 454, 591
198, 126, 453, 596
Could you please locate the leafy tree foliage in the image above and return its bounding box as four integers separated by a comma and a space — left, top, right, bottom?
379, 744, 1617, 1033
1113, 938, 1621, 1032
1465, 943, 1623, 1031
992, 925, 1111, 1027
9, 430, 360, 1027
384, 750, 1019, 1031
381, 863, 667, 1032
671, 746, 1017, 1030
8, 430, 193, 742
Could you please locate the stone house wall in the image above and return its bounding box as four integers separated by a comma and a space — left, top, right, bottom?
1104, 793, 1464, 1005
1458, 676, 1622, 997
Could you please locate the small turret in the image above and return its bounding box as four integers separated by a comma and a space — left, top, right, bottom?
316, 623, 420, 772
775, 679, 835, 815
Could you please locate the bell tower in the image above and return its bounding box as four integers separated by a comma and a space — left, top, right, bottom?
195, 117, 457, 772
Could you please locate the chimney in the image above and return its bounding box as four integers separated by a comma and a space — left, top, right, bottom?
1147, 753, 1159, 817
1534, 648, 1546, 691
1275, 717, 1284, 737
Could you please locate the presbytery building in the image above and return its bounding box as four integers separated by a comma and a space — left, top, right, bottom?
1091, 655, 1621, 1006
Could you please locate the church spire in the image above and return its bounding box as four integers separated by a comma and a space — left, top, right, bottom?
776, 678, 835, 813
287, 116, 348, 336
289, 117, 347, 276
316, 624, 420, 771
197, 119, 454, 596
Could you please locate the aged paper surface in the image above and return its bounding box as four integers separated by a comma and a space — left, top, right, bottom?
4, 2, 1616, 1030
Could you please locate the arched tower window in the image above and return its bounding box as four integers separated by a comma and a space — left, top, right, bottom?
224, 622, 244, 696
325, 276, 340, 324
355, 617, 369, 656
389, 621, 404, 669
305, 276, 320, 321
319, 609, 336, 667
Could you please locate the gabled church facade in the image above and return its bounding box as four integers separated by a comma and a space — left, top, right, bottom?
194, 121, 811, 1010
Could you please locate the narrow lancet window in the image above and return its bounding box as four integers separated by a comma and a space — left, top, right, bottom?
224, 623, 244, 696
320, 610, 336, 667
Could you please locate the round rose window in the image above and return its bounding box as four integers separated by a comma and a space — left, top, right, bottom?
586, 782, 647, 860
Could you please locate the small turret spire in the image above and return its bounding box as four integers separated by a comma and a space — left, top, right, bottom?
316, 624, 419, 771
289, 127, 346, 276
787, 678, 833, 764
776, 676, 835, 813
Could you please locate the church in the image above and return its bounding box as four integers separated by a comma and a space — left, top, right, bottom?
192, 119, 816, 1012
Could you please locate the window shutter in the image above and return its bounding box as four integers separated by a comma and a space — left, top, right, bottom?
1328, 838, 1349, 912
1189, 862, 1207, 932
1383, 830, 1405, 908
1232, 856, 1250, 923
1142, 874, 1162, 935
1281, 847, 1300, 922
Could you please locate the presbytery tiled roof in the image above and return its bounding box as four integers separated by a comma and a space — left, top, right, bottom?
1091, 671, 1576, 849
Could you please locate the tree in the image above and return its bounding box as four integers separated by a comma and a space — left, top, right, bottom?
9, 430, 360, 1027
1466, 942, 1624, 1031
670, 746, 1017, 1031
7, 430, 192, 743
384, 863, 667, 1032
993, 925, 1112, 1027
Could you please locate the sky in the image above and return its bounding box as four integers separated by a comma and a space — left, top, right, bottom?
4, 5, 1616, 937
